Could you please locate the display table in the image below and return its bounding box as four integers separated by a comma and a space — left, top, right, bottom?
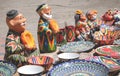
13, 47, 120, 76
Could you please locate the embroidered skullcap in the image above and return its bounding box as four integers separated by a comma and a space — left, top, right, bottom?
6, 9, 18, 19
36, 3, 48, 13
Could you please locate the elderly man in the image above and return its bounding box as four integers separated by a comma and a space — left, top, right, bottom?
36, 4, 59, 53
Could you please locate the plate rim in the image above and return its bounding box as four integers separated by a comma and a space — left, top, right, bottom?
47, 59, 109, 76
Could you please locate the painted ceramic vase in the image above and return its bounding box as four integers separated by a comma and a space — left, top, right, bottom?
65, 25, 75, 42
56, 28, 67, 46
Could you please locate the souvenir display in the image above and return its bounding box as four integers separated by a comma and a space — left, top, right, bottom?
65, 25, 75, 42
74, 10, 91, 41
36, 4, 59, 53
85, 56, 120, 71
0, 60, 16, 76
56, 28, 67, 46
4, 7, 120, 76
86, 10, 102, 32
95, 45, 120, 59
5, 9, 38, 67
47, 60, 109, 76
93, 24, 116, 45
59, 41, 95, 53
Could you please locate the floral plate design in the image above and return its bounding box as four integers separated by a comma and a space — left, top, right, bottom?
0, 60, 16, 76
95, 45, 120, 59
59, 41, 95, 53
85, 56, 120, 71
47, 60, 109, 76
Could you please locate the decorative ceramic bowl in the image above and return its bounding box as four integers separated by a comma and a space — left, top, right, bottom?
95, 45, 120, 59
57, 53, 79, 61
59, 41, 95, 53
94, 38, 114, 46
85, 56, 120, 72
17, 65, 44, 76
28, 56, 54, 70
0, 60, 16, 76
47, 60, 109, 76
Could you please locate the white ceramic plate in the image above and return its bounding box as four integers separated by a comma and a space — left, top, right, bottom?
58, 53, 79, 60
17, 65, 44, 75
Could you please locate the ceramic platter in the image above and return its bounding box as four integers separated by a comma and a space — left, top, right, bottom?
114, 39, 120, 45
0, 60, 16, 76
59, 41, 95, 53
85, 56, 120, 71
47, 60, 109, 76
95, 45, 120, 59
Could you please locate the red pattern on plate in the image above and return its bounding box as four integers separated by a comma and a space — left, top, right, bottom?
96, 45, 120, 59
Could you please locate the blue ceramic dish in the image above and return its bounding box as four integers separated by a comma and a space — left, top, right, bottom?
59, 41, 95, 53
47, 60, 109, 76
0, 60, 16, 76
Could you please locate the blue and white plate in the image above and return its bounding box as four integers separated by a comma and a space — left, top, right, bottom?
59, 41, 95, 53
0, 60, 16, 76
47, 60, 109, 76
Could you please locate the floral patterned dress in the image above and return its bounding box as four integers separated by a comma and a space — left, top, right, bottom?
4, 30, 39, 67
37, 18, 57, 53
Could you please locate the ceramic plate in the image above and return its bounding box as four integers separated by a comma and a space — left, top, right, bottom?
114, 39, 120, 45
95, 45, 120, 59
59, 41, 95, 53
47, 60, 109, 76
17, 65, 44, 75
0, 60, 16, 76
57, 53, 79, 60
85, 56, 120, 71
